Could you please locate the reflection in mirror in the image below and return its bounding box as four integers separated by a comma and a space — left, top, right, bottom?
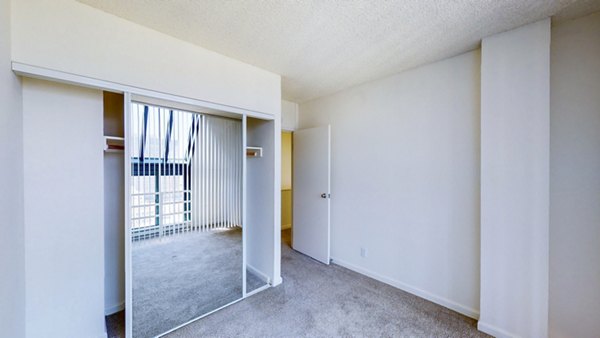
128, 103, 243, 337
246, 266, 267, 294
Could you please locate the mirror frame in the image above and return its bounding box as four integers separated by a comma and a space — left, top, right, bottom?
124, 94, 273, 338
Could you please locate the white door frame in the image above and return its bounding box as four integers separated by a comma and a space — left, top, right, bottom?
123, 95, 278, 337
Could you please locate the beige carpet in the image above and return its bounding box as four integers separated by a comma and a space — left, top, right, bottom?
167, 242, 489, 337
108, 232, 488, 337
106, 228, 266, 338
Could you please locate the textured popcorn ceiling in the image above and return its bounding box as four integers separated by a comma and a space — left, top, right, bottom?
78, 0, 600, 102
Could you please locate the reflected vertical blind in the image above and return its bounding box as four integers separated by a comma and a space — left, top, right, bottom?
129, 103, 242, 241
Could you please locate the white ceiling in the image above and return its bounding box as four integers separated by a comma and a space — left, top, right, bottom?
78, 0, 600, 103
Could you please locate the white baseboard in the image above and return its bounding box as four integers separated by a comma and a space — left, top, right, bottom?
247, 264, 271, 284
281, 224, 292, 230
477, 321, 519, 338
105, 301, 125, 316
245, 284, 271, 297
271, 275, 283, 286
331, 256, 480, 320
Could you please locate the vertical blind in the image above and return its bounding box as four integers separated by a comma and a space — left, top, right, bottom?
129, 103, 242, 241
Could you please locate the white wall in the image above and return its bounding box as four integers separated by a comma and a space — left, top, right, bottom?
0, 0, 25, 336
246, 117, 281, 285
103, 92, 125, 315
8, 2, 283, 334
11, 0, 281, 116
281, 100, 298, 131
549, 12, 600, 338
479, 19, 550, 338
299, 50, 481, 318
22, 78, 106, 338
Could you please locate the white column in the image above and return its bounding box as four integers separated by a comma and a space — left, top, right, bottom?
22, 78, 106, 338
479, 19, 550, 338
549, 12, 600, 337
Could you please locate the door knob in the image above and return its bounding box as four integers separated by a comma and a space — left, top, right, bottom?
321, 193, 329, 199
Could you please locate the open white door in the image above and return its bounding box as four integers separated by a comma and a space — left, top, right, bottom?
292, 125, 331, 264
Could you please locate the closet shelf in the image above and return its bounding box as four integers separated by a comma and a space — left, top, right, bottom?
104, 136, 124, 153
246, 146, 263, 158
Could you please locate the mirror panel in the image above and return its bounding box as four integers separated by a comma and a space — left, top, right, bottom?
128, 103, 243, 337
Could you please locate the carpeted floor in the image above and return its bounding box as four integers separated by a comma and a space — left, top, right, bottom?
166, 241, 489, 338
107, 227, 266, 338
132, 228, 248, 338
106, 311, 125, 338
108, 230, 488, 337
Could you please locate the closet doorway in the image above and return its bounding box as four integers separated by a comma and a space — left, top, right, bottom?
127, 102, 244, 338
116, 96, 277, 338
101, 91, 278, 337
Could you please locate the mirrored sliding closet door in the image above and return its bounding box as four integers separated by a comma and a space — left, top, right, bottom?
127, 102, 243, 338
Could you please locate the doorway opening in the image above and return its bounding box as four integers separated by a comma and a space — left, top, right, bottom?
281, 131, 293, 248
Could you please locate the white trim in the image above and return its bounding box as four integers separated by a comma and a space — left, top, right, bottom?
273, 115, 283, 286
271, 276, 283, 287
12, 62, 274, 119
123, 92, 133, 338
330, 256, 480, 319
247, 264, 271, 284
131, 94, 263, 121
477, 321, 520, 338
246, 146, 263, 158
245, 284, 271, 297
242, 114, 248, 297
156, 298, 243, 337
326, 125, 331, 264
104, 301, 125, 316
